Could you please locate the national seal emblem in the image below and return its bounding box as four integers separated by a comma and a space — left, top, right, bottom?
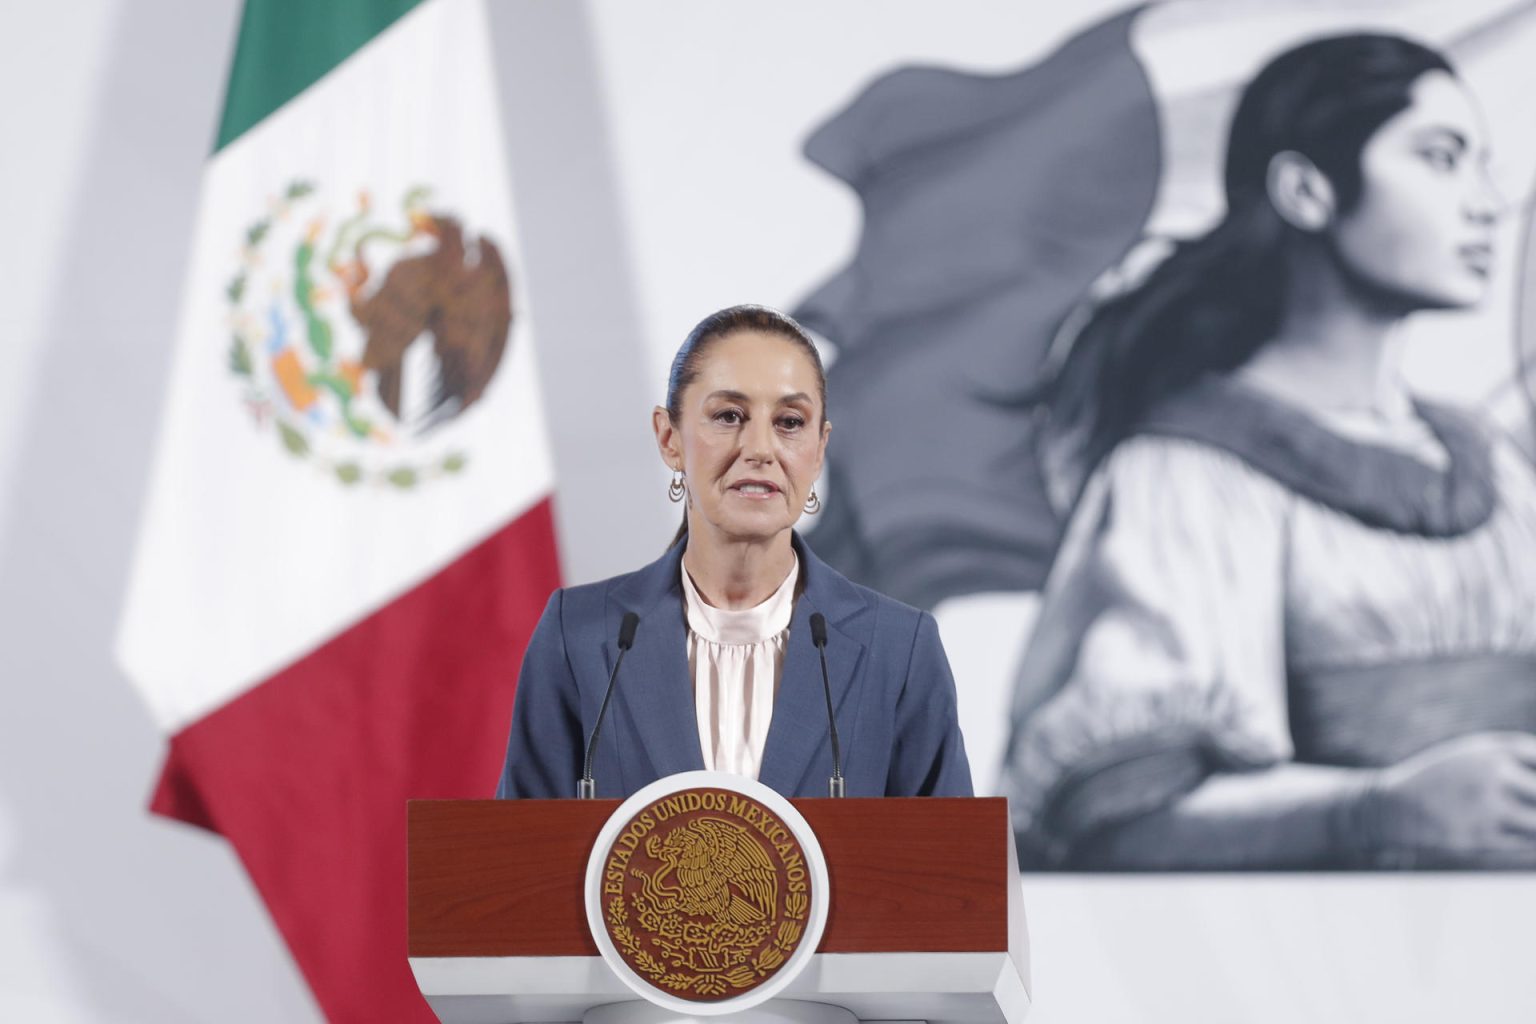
225, 180, 513, 488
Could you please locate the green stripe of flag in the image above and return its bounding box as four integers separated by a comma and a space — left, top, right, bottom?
215, 0, 425, 152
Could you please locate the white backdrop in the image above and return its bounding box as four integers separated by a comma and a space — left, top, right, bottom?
2, 1, 1534, 1021
0, 1, 323, 1020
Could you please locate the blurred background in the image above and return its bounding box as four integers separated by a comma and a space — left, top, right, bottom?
4, 1, 1536, 1021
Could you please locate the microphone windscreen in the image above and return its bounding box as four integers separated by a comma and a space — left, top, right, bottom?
810, 612, 828, 647
618, 611, 640, 649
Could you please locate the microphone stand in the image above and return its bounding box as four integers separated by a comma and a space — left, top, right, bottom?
810, 613, 845, 797
578, 612, 639, 798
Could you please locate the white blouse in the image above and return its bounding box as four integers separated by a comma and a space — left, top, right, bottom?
681, 556, 798, 779
1005, 411, 1536, 848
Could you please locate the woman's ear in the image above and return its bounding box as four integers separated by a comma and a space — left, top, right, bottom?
652, 406, 681, 471
1267, 150, 1337, 232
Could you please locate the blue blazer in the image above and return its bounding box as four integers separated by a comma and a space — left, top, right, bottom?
495, 533, 973, 800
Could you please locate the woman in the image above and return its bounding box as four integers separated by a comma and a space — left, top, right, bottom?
497, 305, 972, 799
1004, 34, 1536, 869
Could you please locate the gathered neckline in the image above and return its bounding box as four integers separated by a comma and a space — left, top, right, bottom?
1135, 377, 1496, 537
680, 555, 798, 645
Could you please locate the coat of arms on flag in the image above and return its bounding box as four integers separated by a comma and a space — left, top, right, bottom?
227, 180, 514, 488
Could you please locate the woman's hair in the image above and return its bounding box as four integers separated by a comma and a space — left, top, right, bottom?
1046, 33, 1454, 477
665, 304, 828, 544
665, 304, 827, 424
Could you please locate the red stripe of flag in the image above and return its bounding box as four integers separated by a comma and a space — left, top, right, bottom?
151, 499, 560, 1022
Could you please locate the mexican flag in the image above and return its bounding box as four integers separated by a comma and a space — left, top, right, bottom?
115, 1, 560, 1019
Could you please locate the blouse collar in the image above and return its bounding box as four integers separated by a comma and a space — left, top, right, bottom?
681, 554, 799, 645
1136, 376, 1496, 537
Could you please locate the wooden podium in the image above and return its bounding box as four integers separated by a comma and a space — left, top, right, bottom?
408, 796, 1029, 1023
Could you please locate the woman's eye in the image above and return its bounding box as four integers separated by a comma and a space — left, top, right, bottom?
778, 416, 805, 431
1421, 147, 1458, 172
713, 409, 743, 425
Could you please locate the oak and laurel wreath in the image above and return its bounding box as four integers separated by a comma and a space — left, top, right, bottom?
225, 178, 469, 489
604, 863, 811, 998
607, 895, 668, 981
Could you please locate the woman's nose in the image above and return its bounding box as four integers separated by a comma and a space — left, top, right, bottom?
1467, 168, 1505, 226
743, 417, 775, 463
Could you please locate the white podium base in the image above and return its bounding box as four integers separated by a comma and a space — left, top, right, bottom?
413, 950, 1026, 1023
584, 998, 858, 1024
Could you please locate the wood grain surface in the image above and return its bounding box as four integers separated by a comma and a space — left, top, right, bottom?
408, 797, 1009, 958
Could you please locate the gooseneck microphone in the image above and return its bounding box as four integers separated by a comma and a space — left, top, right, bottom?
809, 613, 845, 797
579, 611, 640, 799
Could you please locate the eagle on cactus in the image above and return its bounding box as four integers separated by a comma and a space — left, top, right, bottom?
641, 818, 778, 927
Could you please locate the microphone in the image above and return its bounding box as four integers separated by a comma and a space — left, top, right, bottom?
809, 613, 845, 797
579, 611, 640, 799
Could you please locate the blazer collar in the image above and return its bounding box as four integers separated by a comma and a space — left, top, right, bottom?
605, 536, 702, 781
606, 532, 869, 793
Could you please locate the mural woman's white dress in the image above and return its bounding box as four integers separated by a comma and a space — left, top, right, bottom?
1005, 378, 1536, 867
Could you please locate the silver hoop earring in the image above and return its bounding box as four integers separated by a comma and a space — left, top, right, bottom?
803, 488, 821, 515
668, 471, 686, 503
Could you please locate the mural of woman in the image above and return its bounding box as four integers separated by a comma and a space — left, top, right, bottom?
1002, 33, 1536, 870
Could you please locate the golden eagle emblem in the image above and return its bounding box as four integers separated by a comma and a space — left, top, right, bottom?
348, 213, 511, 432
641, 817, 778, 926
225, 180, 515, 489
599, 787, 814, 1002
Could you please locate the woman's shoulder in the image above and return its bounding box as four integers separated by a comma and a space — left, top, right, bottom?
847, 575, 930, 634
1081, 431, 1294, 530
1118, 378, 1498, 537
557, 567, 644, 604
537, 547, 681, 631
1040, 433, 1293, 615
799, 540, 931, 637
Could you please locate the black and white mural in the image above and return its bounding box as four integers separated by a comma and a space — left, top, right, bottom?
796, 4, 1536, 870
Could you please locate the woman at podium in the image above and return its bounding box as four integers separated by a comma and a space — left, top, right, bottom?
496, 304, 973, 800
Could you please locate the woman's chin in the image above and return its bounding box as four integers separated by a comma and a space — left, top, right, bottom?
1403, 273, 1490, 311
710, 511, 795, 544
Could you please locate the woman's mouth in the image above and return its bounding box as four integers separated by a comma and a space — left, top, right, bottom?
1459, 243, 1493, 277
730, 480, 780, 499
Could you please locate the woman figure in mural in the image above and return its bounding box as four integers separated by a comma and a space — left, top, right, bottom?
1005, 33, 1536, 870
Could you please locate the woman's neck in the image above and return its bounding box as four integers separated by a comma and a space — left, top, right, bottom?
681, 528, 796, 610
1237, 241, 1413, 419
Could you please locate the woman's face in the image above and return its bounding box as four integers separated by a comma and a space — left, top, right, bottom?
654, 330, 830, 545
1330, 70, 1501, 310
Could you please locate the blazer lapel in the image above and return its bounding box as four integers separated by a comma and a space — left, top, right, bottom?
757, 537, 867, 796
608, 542, 705, 782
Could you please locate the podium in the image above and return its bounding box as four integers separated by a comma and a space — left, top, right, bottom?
409, 796, 1029, 1023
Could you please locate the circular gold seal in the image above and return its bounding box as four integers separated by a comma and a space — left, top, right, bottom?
586, 773, 828, 1012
